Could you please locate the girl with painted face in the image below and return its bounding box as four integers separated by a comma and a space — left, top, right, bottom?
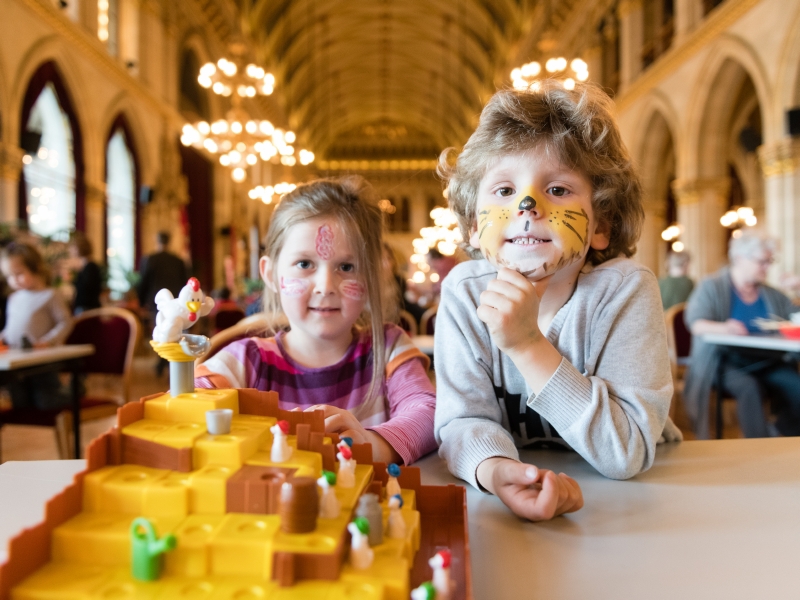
195, 176, 437, 465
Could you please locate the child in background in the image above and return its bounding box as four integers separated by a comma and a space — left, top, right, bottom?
435, 80, 681, 521
0, 242, 72, 409
658, 250, 694, 310
196, 177, 437, 465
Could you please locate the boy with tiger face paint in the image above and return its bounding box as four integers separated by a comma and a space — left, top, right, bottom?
434, 81, 680, 523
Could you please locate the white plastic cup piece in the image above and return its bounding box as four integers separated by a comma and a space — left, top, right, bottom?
206, 409, 233, 435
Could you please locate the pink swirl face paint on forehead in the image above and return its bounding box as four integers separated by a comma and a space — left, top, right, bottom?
316, 224, 335, 260
280, 277, 308, 297
339, 280, 365, 300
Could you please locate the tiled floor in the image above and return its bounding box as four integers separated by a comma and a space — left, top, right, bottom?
0, 355, 169, 462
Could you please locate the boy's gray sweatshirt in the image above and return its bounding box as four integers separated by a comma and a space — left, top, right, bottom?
434, 257, 672, 486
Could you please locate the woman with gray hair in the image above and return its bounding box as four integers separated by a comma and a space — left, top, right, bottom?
683, 229, 800, 438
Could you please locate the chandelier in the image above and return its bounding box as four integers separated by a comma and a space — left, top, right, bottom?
197, 58, 275, 98
181, 57, 315, 182
409, 207, 462, 284
511, 57, 589, 91
248, 182, 297, 204
720, 206, 757, 239
661, 223, 685, 252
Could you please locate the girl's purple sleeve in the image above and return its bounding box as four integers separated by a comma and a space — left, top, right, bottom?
368, 357, 437, 464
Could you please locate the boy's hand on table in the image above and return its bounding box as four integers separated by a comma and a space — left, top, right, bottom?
302, 404, 401, 464
477, 268, 550, 354
477, 457, 583, 522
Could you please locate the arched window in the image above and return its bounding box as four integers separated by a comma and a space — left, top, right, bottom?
105, 128, 137, 298
22, 83, 76, 241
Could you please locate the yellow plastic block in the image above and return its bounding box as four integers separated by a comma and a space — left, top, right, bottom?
120, 419, 171, 443
335, 465, 374, 512
52, 513, 183, 568
143, 474, 190, 518
207, 514, 280, 578
186, 465, 234, 515
83, 465, 169, 514
87, 568, 162, 599
246, 447, 323, 479
10, 562, 118, 600
163, 515, 226, 577
272, 515, 343, 555
192, 429, 262, 470
143, 389, 239, 424
340, 553, 411, 600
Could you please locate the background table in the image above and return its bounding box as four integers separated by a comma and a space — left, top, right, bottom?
417, 438, 800, 600
0, 345, 95, 457
701, 333, 800, 353
3, 440, 799, 599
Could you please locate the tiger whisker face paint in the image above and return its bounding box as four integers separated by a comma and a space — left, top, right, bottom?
470, 150, 604, 281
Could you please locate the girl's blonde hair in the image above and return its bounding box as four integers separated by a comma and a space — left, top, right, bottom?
261, 175, 391, 403
438, 80, 644, 266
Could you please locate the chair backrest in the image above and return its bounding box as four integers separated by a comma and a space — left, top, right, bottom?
664, 302, 691, 368
398, 309, 418, 336
66, 307, 141, 403
213, 307, 246, 333
420, 305, 438, 336
196, 313, 273, 365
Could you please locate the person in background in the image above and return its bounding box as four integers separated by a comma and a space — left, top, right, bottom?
684, 229, 800, 438
658, 250, 694, 310
69, 232, 102, 314
138, 231, 188, 376
0, 242, 72, 409
382, 242, 425, 327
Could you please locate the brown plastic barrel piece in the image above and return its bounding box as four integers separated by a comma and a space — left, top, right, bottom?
279, 477, 319, 534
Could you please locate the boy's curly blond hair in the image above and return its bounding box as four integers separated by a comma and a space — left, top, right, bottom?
438, 80, 644, 266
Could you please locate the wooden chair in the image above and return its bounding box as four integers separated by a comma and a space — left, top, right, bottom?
420, 305, 438, 336
0, 307, 141, 460
196, 313, 273, 366
664, 303, 691, 422
212, 306, 246, 334
398, 309, 419, 336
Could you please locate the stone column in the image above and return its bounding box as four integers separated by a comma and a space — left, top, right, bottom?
674, 0, 703, 45
617, 0, 643, 92
584, 36, 603, 88
672, 178, 730, 280
638, 197, 667, 276
0, 144, 24, 224
84, 181, 107, 263
758, 139, 800, 280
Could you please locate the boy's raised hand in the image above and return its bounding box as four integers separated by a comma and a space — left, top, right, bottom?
477, 457, 584, 521
477, 267, 550, 355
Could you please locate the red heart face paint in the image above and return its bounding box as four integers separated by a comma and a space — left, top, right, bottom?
339, 280, 365, 300
280, 277, 309, 297
316, 224, 335, 260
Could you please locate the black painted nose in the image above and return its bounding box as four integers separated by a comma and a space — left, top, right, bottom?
518, 196, 536, 211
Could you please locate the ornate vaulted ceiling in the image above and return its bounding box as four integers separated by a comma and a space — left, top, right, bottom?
243, 0, 533, 161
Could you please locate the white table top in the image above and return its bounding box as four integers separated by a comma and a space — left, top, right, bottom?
0, 344, 95, 370
0, 460, 86, 564
3, 439, 799, 599
417, 438, 800, 600
701, 333, 800, 352
411, 334, 434, 355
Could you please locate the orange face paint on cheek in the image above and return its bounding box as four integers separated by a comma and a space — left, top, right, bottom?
476, 205, 512, 263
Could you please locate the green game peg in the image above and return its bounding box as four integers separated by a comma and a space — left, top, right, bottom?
130, 517, 177, 581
